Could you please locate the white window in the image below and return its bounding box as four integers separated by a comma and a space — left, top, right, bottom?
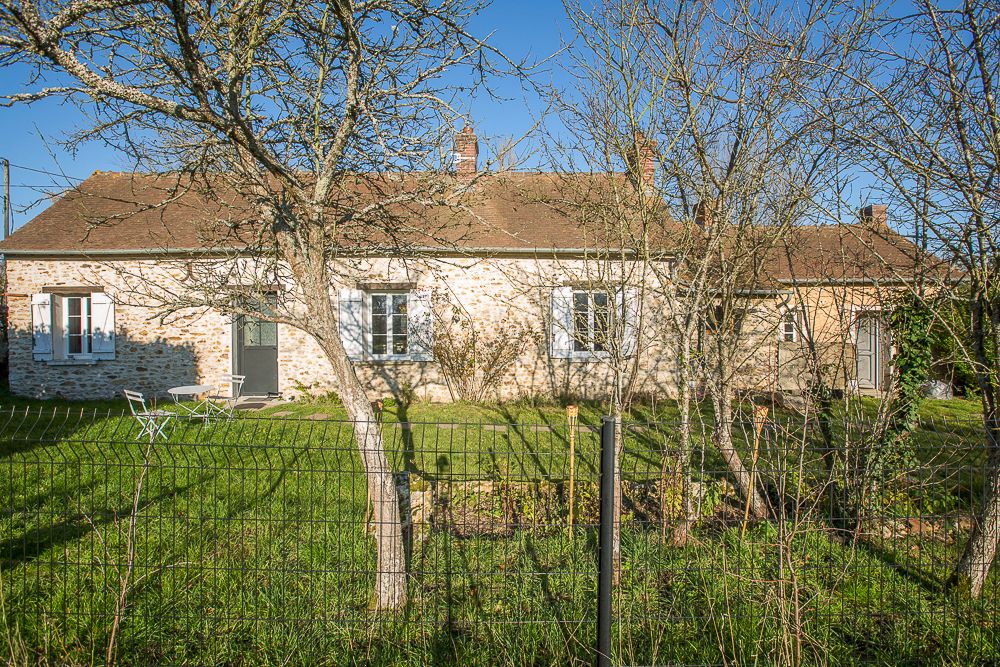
64, 295, 93, 356
31, 291, 116, 362
781, 307, 804, 343
337, 287, 433, 362
550, 286, 639, 359
572, 290, 611, 353
370, 292, 409, 358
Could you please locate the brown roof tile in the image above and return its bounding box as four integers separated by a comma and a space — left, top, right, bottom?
0, 171, 930, 282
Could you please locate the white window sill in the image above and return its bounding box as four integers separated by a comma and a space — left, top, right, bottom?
45, 358, 99, 366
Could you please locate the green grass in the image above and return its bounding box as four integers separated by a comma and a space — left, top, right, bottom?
1, 394, 997, 665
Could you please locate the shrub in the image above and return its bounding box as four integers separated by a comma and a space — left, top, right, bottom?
430, 289, 539, 402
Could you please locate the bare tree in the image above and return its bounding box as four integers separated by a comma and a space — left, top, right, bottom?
0, 0, 525, 610
542, 0, 670, 578
838, 0, 1000, 597
558, 0, 863, 526
550, 0, 866, 549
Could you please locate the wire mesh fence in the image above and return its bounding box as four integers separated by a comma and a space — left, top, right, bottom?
1, 405, 998, 665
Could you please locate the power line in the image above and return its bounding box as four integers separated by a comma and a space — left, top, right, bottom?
5, 162, 88, 181
6, 184, 74, 189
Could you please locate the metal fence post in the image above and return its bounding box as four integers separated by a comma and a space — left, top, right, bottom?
597, 416, 615, 667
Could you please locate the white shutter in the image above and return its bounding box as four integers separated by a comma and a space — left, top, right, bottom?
30, 293, 53, 361
621, 287, 641, 358
338, 288, 365, 361
549, 287, 573, 359
90, 292, 116, 360
408, 289, 434, 361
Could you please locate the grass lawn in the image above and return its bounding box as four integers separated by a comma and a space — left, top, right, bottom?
1, 392, 997, 665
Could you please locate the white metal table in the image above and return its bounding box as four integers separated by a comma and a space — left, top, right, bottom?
167, 384, 216, 417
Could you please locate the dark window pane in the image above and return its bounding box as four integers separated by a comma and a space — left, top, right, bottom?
594, 292, 610, 352
372, 335, 388, 355
392, 306, 408, 353
372, 314, 387, 336
68, 298, 81, 318
783, 312, 797, 342
392, 294, 407, 315
394, 313, 408, 337
733, 309, 746, 335
372, 295, 388, 315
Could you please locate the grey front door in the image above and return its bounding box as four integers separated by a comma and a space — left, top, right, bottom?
234, 312, 279, 396
856, 313, 879, 390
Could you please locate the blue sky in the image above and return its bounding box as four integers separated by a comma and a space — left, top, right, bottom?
0, 1, 569, 231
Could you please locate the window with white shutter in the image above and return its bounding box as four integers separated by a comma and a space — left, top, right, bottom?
780, 306, 805, 343
370, 292, 409, 358
338, 287, 433, 362
338, 289, 365, 361
551, 287, 639, 360
91, 292, 116, 359
572, 290, 611, 353
31, 291, 116, 362
408, 289, 434, 361
549, 287, 574, 359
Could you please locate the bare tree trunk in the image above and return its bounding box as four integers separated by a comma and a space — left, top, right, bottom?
318, 328, 407, 609
954, 423, 1000, 597
299, 264, 406, 610
953, 289, 1000, 598
712, 380, 768, 521
669, 335, 694, 546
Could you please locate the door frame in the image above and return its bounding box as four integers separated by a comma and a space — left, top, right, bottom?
232, 310, 280, 396
852, 307, 892, 392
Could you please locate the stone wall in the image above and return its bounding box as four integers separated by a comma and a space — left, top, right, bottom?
4, 256, 893, 403
5, 260, 230, 400
273, 256, 679, 402
4, 256, 678, 402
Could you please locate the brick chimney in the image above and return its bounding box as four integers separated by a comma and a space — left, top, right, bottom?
454, 125, 479, 179
627, 131, 657, 190
860, 203, 888, 227
694, 200, 714, 229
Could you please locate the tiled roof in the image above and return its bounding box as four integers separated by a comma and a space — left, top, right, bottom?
767, 224, 937, 284
0, 171, 929, 282
0, 171, 656, 254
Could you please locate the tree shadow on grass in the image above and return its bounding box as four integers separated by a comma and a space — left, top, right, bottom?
523, 532, 591, 661
0, 469, 219, 570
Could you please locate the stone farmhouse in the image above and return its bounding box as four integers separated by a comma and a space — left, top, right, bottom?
0, 130, 922, 402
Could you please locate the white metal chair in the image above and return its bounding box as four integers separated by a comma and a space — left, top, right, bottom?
124, 390, 174, 441
206, 374, 246, 419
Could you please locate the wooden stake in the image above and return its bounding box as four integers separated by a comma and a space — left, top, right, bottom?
567, 404, 579, 541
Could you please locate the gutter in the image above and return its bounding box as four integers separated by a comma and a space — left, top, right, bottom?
776, 276, 964, 287
0, 245, 675, 261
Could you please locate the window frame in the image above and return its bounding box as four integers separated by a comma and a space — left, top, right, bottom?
61, 294, 93, 359
368, 291, 410, 360
571, 289, 612, 357
780, 307, 804, 343
705, 304, 746, 337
